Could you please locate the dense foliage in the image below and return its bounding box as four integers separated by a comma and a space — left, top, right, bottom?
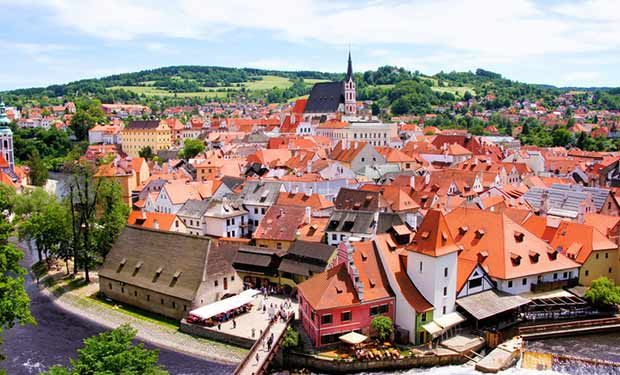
0, 185, 35, 370
585, 277, 620, 307
371, 316, 393, 342
43, 324, 168, 375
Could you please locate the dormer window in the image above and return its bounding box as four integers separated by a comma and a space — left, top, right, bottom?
477, 250, 488, 262
458, 226, 469, 235
529, 250, 539, 263
510, 252, 521, 266
475, 229, 485, 239
514, 231, 525, 243
547, 248, 558, 260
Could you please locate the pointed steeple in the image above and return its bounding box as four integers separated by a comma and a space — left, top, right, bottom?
0, 98, 9, 126
346, 51, 353, 81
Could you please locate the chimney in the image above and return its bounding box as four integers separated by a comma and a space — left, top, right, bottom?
305, 206, 312, 225
409, 175, 416, 190
306, 186, 313, 197
424, 172, 430, 185
152, 219, 160, 230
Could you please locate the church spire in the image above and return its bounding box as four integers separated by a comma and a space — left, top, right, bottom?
346, 51, 353, 81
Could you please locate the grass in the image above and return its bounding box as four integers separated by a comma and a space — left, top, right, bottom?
88, 293, 180, 330
108, 75, 330, 98
431, 85, 476, 97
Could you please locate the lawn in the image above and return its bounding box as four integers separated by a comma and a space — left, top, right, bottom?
431, 85, 476, 97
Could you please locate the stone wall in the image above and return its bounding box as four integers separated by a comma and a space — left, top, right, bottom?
282, 350, 469, 373
180, 319, 255, 349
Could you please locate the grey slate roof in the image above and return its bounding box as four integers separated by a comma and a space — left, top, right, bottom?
523, 183, 611, 215
334, 188, 382, 212
550, 183, 610, 212
99, 226, 233, 301
376, 212, 405, 234
177, 199, 210, 219
304, 82, 345, 114
204, 198, 247, 218
240, 181, 283, 206
326, 209, 377, 234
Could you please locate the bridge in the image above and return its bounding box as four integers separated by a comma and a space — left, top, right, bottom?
233, 316, 292, 375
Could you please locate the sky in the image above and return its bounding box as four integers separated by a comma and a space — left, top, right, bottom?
1, 0, 620, 90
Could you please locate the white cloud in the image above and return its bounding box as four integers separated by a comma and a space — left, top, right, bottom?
559, 71, 603, 86
20, 0, 617, 58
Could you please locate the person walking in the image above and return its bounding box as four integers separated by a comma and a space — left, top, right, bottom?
255, 353, 260, 364
232, 319, 237, 329
251, 328, 256, 338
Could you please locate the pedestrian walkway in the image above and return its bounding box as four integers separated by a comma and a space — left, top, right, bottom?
234, 318, 290, 375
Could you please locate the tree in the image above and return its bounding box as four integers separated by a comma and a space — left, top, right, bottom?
67, 164, 129, 282
391, 97, 411, 115
0, 187, 34, 367
138, 146, 154, 160
371, 316, 393, 342
27, 149, 49, 186
551, 127, 574, 147
463, 91, 473, 101
281, 327, 300, 350
43, 325, 168, 375
69, 99, 106, 141
181, 139, 205, 159
585, 277, 620, 307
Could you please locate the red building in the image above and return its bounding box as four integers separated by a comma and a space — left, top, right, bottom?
297, 241, 395, 347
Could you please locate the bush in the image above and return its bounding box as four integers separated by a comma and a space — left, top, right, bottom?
371, 316, 393, 342
585, 277, 620, 307
281, 327, 300, 350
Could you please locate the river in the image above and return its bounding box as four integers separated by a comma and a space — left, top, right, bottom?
2, 242, 234, 375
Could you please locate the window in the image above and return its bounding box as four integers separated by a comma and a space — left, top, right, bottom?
184, 305, 187, 312
508, 280, 513, 288
361, 157, 365, 162
311, 311, 315, 321
563, 272, 568, 278
134, 291, 138, 297
332, 234, 337, 241
341, 311, 352, 322
610, 267, 613, 274
468, 278, 482, 289
214, 280, 219, 287
161, 298, 164, 305
443, 287, 447, 296
226, 219, 230, 226
261, 208, 266, 214
121, 287, 125, 294
605, 253, 609, 259
147, 294, 150, 301
596, 253, 600, 259
277, 242, 282, 250
553, 273, 558, 280
109, 283, 112, 290
444, 267, 448, 277
254, 208, 258, 214
370, 304, 389, 316
522, 278, 527, 286
442, 306, 446, 314
224, 277, 228, 290
321, 314, 333, 325
419, 261, 423, 273
172, 301, 176, 309
585, 270, 589, 276
231, 275, 235, 281
420, 312, 427, 322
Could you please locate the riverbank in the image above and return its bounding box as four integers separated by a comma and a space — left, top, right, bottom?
23, 241, 248, 365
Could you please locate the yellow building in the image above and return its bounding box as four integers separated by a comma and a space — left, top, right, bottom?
94, 157, 150, 206
121, 120, 172, 157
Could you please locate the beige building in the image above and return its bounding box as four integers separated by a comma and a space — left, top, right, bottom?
99, 226, 242, 320
316, 117, 397, 147
121, 120, 172, 157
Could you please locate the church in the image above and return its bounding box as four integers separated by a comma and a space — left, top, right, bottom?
304, 52, 357, 119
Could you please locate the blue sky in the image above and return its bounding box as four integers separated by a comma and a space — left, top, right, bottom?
1, 0, 620, 90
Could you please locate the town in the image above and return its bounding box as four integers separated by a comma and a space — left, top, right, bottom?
1, 51, 620, 375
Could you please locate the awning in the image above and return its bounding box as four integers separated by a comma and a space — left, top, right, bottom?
422, 322, 443, 336
189, 289, 259, 320
435, 312, 466, 329
422, 312, 466, 337
456, 290, 530, 321
339, 331, 368, 345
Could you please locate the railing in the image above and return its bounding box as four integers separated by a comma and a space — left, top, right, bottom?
518, 316, 620, 335
529, 278, 578, 293
233, 315, 293, 375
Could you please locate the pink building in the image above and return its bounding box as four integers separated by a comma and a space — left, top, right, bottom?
297, 241, 395, 347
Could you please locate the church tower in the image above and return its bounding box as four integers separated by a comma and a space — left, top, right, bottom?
0, 100, 15, 171
343, 52, 356, 116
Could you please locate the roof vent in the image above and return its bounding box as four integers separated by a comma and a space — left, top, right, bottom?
510, 252, 521, 266
529, 250, 539, 263
458, 226, 469, 235
475, 229, 485, 239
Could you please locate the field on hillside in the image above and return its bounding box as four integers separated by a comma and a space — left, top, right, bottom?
419, 76, 475, 97
108, 75, 329, 97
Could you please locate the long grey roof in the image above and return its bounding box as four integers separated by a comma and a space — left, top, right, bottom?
99, 226, 233, 301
